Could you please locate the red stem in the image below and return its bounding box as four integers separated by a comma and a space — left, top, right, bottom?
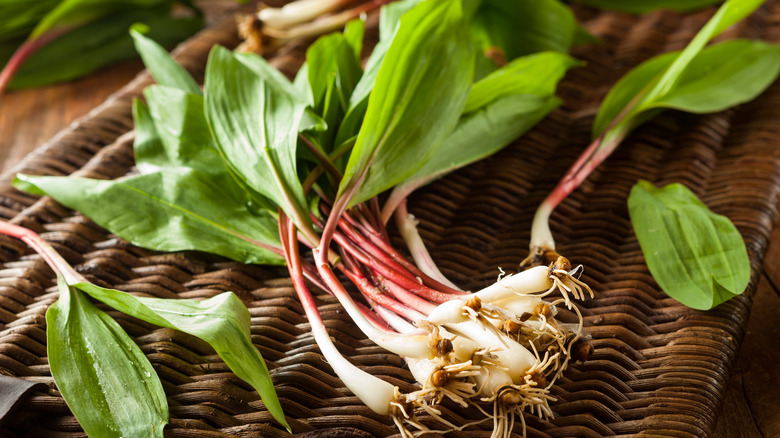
0, 221, 84, 285
349, 209, 465, 295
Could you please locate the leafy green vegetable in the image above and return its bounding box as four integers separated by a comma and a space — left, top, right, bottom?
339, 0, 474, 207
2, 6, 201, 90
593, 0, 767, 139
331, 0, 422, 149
72, 283, 290, 432
464, 51, 579, 113
48, 277, 168, 438
570, 0, 723, 14
15, 170, 284, 264
14, 85, 284, 265
304, 25, 364, 152
628, 181, 750, 310
592, 39, 780, 137
204, 46, 312, 230
471, 0, 578, 62
131, 27, 200, 95
383, 51, 579, 218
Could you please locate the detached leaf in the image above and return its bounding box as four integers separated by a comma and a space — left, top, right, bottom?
72, 284, 290, 432
571, 0, 722, 14
48, 277, 167, 438
628, 181, 750, 310
339, 0, 474, 206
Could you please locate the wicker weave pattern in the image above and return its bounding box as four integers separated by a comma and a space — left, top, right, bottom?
1, 3, 780, 437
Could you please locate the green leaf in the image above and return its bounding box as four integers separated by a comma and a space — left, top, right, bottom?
384, 52, 578, 213
592, 0, 767, 138
387, 94, 560, 212
72, 283, 290, 431
131, 28, 200, 95
14, 170, 284, 265
570, 0, 723, 14
30, 0, 172, 39
628, 181, 750, 310
4, 7, 201, 90
48, 277, 167, 438
143, 85, 223, 172
332, 0, 422, 147
204, 46, 310, 229
464, 51, 579, 113
645, 39, 780, 113
305, 28, 364, 153
339, 0, 474, 206
132, 98, 166, 174
471, 0, 578, 61
0, 0, 60, 43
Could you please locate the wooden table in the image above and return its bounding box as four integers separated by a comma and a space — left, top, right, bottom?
1, 40, 778, 438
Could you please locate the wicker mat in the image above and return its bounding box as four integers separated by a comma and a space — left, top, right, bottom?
1, 2, 780, 437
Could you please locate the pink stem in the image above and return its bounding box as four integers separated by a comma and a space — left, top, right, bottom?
0, 221, 84, 285
350, 210, 465, 295
372, 272, 436, 315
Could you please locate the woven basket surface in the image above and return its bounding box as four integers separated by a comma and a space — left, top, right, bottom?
1, 2, 780, 437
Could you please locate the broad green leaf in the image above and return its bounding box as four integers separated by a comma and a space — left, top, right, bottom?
383, 52, 577, 214
646, 39, 780, 113
48, 277, 167, 437
3, 7, 201, 90
471, 0, 578, 61
333, 0, 423, 147
464, 51, 580, 113
204, 46, 310, 229
339, 0, 474, 206
593, 0, 766, 137
14, 170, 284, 265
143, 85, 221, 172
132, 98, 166, 174
628, 181, 750, 310
641, 0, 764, 106
593, 39, 780, 136
72, 283, 290, 431
131, 28, 200, 95
571, 0, 722, 14
386, 94, 560, 215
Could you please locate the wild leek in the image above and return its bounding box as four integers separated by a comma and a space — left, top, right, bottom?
524, 0, 777, 309
12, 0, 594, 436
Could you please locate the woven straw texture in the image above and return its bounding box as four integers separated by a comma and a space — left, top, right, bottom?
2, 2, 780, 437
